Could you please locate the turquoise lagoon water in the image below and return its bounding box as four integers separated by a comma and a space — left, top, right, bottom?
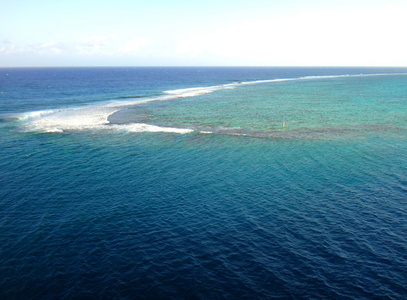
1, 67, 407, 299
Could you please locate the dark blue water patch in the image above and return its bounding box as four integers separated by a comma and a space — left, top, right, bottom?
1, 132, 407, 299
2, 67, 407, 299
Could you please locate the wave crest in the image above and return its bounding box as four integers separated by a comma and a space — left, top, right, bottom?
14, 72, 407, 135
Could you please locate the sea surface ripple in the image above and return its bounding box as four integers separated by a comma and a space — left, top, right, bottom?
1, 67, 407, 299
1, 131, 407, 299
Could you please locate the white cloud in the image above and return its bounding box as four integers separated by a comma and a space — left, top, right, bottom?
38, 41, 65, 54
0, 43, 22, 55
119, 38, 154, 54
75, 35, 117, 55
0, 40, 66, 55
0, 35, 155, 63
169, 2, 407, 66
2, 1, 406, 67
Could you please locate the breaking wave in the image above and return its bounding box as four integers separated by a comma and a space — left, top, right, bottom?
13, 72, 407, 136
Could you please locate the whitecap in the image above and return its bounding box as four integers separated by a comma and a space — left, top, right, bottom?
163, 86, 220, 97
19, 109, 55, 121
15, 72, 407, 135
18, 104, 195, 135
22, 106, 119, 132
44, 128, 64, 133
123, 123, 193, 134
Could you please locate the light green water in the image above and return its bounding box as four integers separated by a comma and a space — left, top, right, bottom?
141, 75, 407, 140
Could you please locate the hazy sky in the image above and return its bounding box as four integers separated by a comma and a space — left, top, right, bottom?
1, 0, 406, 67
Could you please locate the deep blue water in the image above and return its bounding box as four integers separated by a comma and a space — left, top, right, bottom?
1, 67, 407, 299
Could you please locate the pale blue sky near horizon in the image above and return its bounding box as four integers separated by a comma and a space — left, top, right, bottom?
1, 0, 406, 67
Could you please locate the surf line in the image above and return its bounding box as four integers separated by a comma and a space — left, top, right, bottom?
17, 72, 407, 134
162, 72, 407, 102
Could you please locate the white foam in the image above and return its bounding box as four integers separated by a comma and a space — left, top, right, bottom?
44, 128, 64, 133
240, 72, 407, 86
103, 94, 177, 108
122, 123, 193, 134
164, 86, 221, 97
16, 72, 407, 135
20, 105, 194, 135
23, 106, 119, 132
18, 109, 55, 121
240, 78, 296, 85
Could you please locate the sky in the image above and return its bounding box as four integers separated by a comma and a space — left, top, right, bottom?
1, 0, 407, 67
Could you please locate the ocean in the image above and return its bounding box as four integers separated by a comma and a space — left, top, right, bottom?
1, 67, 407, 299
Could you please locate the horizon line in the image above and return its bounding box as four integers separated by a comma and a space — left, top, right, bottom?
1, 65, 407, 69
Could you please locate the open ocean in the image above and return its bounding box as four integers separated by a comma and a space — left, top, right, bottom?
1, 67, 407, 299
